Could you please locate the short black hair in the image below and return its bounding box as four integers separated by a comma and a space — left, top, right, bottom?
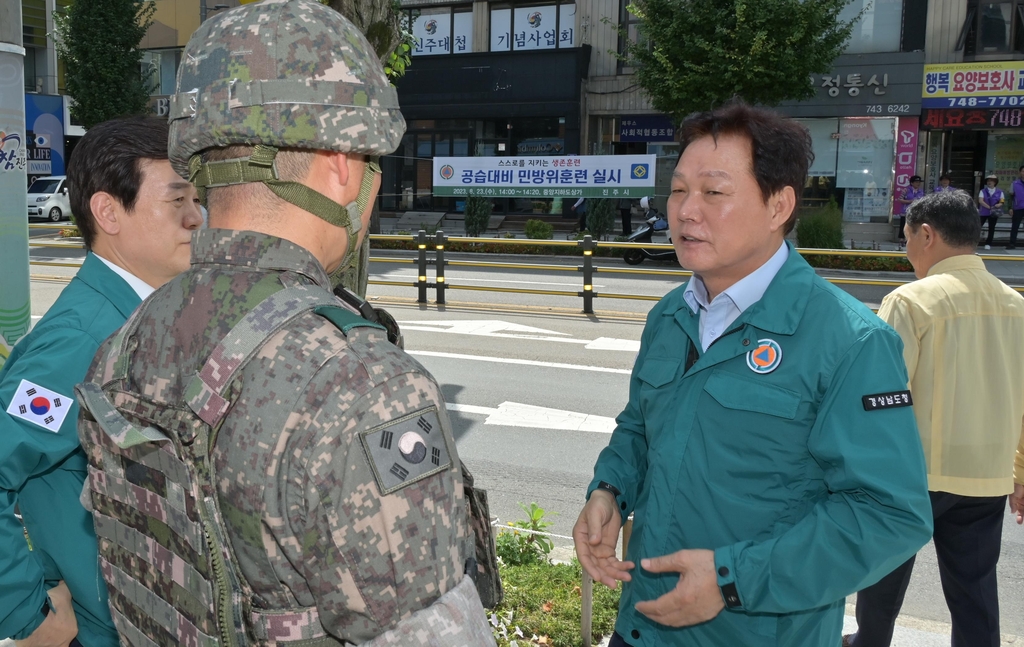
66, 117, 170, 250
905, 190, 980, 248
677, 99, 813, 235
939, 174, 951, 181
1019, 165, 1024, 172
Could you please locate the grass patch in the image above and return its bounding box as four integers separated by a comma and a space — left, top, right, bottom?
491, 560, 620, 647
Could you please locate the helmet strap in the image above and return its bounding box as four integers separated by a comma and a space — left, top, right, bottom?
189, 147, 381, 275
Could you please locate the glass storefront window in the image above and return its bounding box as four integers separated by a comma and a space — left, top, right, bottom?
491, 6, 512, 51
491, 2, 576, 51
837, 118, 895, 222
409, 6, 473, 56
797, 118, 840, 177
839, 0, 903, 54
141, 49, 182, 96
979, 2, 1013, 52
984, 132, 1024, 186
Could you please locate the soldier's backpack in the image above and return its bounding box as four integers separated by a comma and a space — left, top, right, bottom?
77, 284, 496, 647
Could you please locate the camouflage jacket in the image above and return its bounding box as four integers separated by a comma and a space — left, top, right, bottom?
79, 229, 472, 643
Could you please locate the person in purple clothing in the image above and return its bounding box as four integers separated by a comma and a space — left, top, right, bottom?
978, 174, 1005, 250
896, 175, 925, 247
1007, 166, 1024, 250
934, 174, 956, 192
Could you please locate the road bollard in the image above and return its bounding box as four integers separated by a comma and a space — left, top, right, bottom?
435, 230, 447, 305
579, 235, 595, 314
416, 230, 428, 304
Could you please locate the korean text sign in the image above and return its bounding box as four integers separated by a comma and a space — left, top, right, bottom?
432, 155, 656, 198
922, 62, 1024, 109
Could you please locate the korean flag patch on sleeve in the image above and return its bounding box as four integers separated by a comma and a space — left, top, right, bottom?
359, 406, 452, 496
6, 379, 74, 433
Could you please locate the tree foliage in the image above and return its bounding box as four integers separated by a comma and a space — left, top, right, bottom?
54, 0, 155, 129
326, 0, 415, 297
621, 0, 859, 123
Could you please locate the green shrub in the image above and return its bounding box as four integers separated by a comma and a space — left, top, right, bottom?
465, 196, 493, 237
524, 219, 554, 240
495, 503, 555, 567
585, 198, 616, 240
491, 560, 620, 647
796, 198, 845, 249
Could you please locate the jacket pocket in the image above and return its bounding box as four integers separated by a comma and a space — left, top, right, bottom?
637, 358, 680, 388
703, 371, 801, 419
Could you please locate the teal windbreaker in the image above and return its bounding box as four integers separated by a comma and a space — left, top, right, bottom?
0, 254, 139, 646
590, 246, 933, 646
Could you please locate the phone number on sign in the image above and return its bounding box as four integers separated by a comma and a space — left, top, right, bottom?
939, 96, 1024, 108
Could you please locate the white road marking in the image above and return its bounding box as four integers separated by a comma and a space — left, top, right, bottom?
408, 350, 632, 374
400, 320, 569, 336
401, 319, 640, 352
585, 337, 641, 352
373, 273, 602, 288
446, 401, 617, 434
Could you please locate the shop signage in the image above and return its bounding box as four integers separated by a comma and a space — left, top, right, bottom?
892, 117, 919, 216
432, 154, 656, 198
922, 62, 1024, 109
921, 107, 1024, 130
776, 52, 924, 118
619, 115, 675, 142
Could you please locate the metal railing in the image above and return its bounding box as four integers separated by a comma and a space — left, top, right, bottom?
27, 228, 1024, 313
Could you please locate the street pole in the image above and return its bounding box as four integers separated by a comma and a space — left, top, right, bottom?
0, 0, 30, 369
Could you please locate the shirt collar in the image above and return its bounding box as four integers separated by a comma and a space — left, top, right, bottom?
926, 253, 987, 277
92, 253, 155, 300
190, 228, 332, 289
684, 241, 789, 315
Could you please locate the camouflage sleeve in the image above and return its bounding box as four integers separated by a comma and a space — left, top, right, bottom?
289, 359, 467, 643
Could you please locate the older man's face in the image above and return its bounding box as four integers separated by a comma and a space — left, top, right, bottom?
667, 133, 792, 296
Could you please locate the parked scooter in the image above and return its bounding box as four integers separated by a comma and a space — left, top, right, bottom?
623, 197, 675, 265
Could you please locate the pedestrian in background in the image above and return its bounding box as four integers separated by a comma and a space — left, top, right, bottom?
0, 117, 201, 647
847, 190, 1024, 647
572, 196, 587, 232
573, 100, 932, 647
618, 197, 634, 236
934, 174, 956, 192
978, 173, 1005, 250
896, 175, 925, 248
1007, 165, 1024, 250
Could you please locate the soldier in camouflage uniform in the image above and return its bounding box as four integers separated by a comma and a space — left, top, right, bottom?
74, 1, 494, 645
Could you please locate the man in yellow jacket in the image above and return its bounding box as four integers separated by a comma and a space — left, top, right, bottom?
848, 189, 1024, 647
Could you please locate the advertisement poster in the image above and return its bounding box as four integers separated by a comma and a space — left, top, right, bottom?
25, 94, 66, 186
892, 117, 919, 216
923, 61, 1024, 108
432, 155, 656, 198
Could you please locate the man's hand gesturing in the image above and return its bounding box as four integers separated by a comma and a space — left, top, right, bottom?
573, 489, 634, 588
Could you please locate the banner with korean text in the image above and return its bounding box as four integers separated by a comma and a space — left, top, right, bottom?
922, 62, 1024, 109
432, 155, 656, 198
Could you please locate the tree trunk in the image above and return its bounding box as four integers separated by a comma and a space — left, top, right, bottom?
328, 0, 402, 298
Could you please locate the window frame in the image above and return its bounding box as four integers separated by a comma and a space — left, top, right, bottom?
488, 0, 577, 53
404, 4, 474, 57
960, 0, 1024, 58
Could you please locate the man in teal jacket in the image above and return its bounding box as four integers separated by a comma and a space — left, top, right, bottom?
573, 101, 933, 646
0, 117, 202, 647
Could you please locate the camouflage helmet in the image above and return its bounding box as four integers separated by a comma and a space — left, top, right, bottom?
167, 0, 406, 270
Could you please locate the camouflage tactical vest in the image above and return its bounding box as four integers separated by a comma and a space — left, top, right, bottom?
76, 284, 496, 647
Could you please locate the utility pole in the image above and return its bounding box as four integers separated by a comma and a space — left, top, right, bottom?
0, 0, 30, 369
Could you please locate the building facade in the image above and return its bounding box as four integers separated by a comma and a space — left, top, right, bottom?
919, 0, 1024, 199
390, 0, 934, 225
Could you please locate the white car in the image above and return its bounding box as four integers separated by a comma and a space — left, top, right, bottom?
27, 175, 71, 222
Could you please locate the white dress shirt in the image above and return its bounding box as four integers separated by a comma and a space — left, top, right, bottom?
683, 241, 789, 351
94, 253, 155, 300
